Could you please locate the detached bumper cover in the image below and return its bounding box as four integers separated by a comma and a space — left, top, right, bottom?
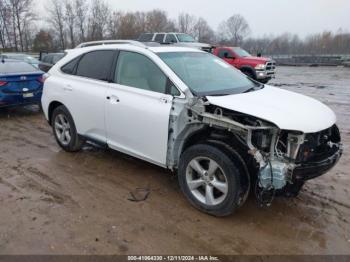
293, 145, 343, 181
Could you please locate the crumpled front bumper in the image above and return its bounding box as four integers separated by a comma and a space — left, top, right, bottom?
293, 144, 343, 181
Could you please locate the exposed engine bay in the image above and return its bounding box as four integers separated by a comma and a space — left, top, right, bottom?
170, 97, 343, 206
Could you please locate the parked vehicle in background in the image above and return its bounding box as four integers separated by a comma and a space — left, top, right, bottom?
213, 47, 276, 83
138, 33, 213, 52
39, 52, 65, 72
0, 53, 41, 69
42, 43, 342, 216
41, 52, 65, 65
0, 59, 44, 108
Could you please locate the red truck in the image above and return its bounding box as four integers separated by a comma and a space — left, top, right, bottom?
213, 47, 276, 83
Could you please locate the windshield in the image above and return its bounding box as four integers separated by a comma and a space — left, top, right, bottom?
232, 48, 251, 57
176, 34, 195, 43
158, 52, 259, 96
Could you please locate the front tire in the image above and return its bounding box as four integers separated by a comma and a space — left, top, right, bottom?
178, 144, 242, 217
241, 69, 255, 80
51, 105, 84, 152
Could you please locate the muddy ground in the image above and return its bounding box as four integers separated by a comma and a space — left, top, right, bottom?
0, 66, 349, 255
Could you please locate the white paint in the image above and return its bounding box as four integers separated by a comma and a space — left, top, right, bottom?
207, 85, 337, 133
105, 83, 173, 166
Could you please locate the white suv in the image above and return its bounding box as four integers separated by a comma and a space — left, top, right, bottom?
42, 43, 342, 216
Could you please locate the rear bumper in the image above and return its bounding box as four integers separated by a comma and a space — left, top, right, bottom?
293, 145, 343, 181
0, 91, 42, 108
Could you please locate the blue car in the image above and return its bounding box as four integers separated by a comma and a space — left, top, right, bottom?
0, 59, 44, 108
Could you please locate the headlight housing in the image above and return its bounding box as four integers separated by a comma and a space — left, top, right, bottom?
255, 64, 266, 70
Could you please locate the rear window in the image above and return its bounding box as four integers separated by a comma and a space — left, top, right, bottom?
0, 61, 38, 74
61, 56, 81, 75
76, 50, 115, 81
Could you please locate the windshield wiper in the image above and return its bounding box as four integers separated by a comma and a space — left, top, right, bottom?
244, 83, 264, 93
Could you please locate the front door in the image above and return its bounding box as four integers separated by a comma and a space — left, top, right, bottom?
106, 51, 173, 166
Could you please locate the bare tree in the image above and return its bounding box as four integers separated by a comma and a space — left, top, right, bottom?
113, 11, 146, 39
145, 9, 175, 32
87, 0, 110, 41
194, 17, 215, 43
64, 0, 75, 47
46, 0, 66, 49
219, 14, 250, 45
177, 13, 197, 34
74, 0, 88, 43
7, 0, 34, 51
0, 0, 12, 48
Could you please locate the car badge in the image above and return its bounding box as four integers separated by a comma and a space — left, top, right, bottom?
23, 88, 29, 92
20, 76, 27, 80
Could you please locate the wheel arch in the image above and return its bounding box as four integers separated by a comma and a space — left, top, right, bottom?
178, 126, 255, 205
240, 65, 256, 79
48, 101, 64, 125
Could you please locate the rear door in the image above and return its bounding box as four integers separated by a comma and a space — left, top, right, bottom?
106, 51, 173, 166
59, 50, 117, 142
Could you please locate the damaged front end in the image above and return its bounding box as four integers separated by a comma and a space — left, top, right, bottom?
182, 98, 343, 206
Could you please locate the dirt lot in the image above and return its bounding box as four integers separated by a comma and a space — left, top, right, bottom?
0, 66, 349, 255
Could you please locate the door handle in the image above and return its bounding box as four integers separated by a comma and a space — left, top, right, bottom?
160, 97, 169, 104
63, 85, 73, 91
108, 95, 120, 103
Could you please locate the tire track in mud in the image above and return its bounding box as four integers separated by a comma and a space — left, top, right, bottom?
0, 157, 78, 207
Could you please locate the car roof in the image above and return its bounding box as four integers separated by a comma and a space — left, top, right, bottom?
0, 59, 41, 75
148, 46, 203, 53
1, 53, 25, 56
141, 32, 187, 35
69, 43, 203, 54
0, 58, 21, 62
1, 53, 36, 56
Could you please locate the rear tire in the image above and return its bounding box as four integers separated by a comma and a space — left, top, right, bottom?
51, 105, 84, 152
178, 144, 242, 217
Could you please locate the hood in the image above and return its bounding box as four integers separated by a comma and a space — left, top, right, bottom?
206, 85, 336, 133
240, 56, 270, 64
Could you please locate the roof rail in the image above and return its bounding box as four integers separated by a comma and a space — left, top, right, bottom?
75, 40, 148, 49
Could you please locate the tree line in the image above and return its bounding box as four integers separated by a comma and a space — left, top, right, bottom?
1, 0, 349, 55
0, 0, 34, 51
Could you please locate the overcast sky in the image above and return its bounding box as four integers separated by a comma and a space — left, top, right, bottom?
36, 0, 350, 38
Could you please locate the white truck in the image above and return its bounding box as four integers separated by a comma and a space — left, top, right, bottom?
42, 42, 342, 216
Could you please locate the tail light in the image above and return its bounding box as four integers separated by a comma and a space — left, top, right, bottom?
37, 76, 44, 84
0, 81, 8, 86
38, 73, 50, 84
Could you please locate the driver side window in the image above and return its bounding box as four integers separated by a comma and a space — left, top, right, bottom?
115, 51, 180, 96
218, 49, 232, 59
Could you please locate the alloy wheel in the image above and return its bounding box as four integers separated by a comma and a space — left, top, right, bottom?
186, 157, 228, 206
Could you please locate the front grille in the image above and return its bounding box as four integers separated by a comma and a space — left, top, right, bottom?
296, 125, 341, 163
266, 61, 276, 71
